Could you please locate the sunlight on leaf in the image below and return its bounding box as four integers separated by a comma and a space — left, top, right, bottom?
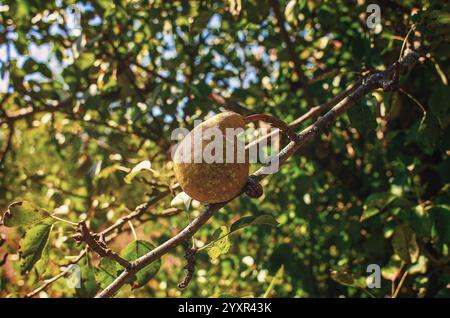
170, 191, 193, 211
2, 201, 53, 228
392, 224, 419, 263
19, 223, 53, 274
124, 160, 152, 184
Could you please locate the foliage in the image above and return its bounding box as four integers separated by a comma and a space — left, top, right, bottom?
0, 0, 449, 298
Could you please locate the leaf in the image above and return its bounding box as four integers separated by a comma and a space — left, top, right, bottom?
284, 0, 297, 24
34, 246, 50, 276
19, 224, 53, 274
124, 160, 152, 184
360, 192, 397, 222
170, 191, 193, 211
203, 214, 278, 260
360, 207, 381, 222
416, 112, 442, 155
95, 258, 119, 289
429, 84, 450, 128
347, 99, 377, 135
206, 226, 230, 260
2, 201, 53, 227
430, 205, 450, 243
76, 51, 96, 70
262, 265, 284, 298
330, 270, 355, 286
392, 224, 419, 263
120, 240, 161, 288
76, 261, 99, 298
96, 164, 128, 180
364, 192, 397, 209
230, 214, 279, 233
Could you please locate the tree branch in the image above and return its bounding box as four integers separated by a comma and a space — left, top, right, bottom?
25, 250, 86, 298
96, 49, 419, 298
26, 186, 179, 297
74, 221, 132, 269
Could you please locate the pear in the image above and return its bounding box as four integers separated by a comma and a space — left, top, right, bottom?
173, 112, 249, 203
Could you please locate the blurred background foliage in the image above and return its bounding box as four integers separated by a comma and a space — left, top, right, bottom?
0, 0, 449, 298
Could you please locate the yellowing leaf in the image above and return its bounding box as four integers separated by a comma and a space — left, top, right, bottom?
206, 226, 230, 260
330, 270, 355, 286
124, 160, 152, 184
2, 201, 53, 228
20, 223, 53, 274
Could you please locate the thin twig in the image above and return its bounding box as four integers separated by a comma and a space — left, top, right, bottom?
392, 267, 409, 298
25, 250, 86, 298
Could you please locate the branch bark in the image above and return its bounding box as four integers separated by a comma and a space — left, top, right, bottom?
75, 221, 132, 269
26, 186, 179, 297
96, 49, 419, 298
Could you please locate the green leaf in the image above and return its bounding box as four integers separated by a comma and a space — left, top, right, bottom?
204, 215, 278, 260
76, 52, 96, 71
120, 240, 161, 288
429, 84, 450, 129
392, 224, 419, 263
360, 207, 381, 222
230, 214, 279, 233
430, 205, 450, 243
416, 112, 442, 155
124, 160, 152, 184
262, 265, 284, 298
19, 224, 53, 274
34, 246, 50, 276
2, 201, 53, 228
360, 192, 397, 222
95, 258, 119, 289
364, 192, 397, 209
347, 100, 377, 135
76, 261, 99, 298
206, 226, 230, 260
330, 270, 355, 286
96, 164, 128, 180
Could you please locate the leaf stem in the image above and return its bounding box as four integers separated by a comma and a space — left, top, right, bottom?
51, 215, 78, 227
392, 266, 409, 298
399, 25, 416, 61
128, 221, 138, 241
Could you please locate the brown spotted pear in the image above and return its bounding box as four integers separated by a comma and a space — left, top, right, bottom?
173, 111, 249, 203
